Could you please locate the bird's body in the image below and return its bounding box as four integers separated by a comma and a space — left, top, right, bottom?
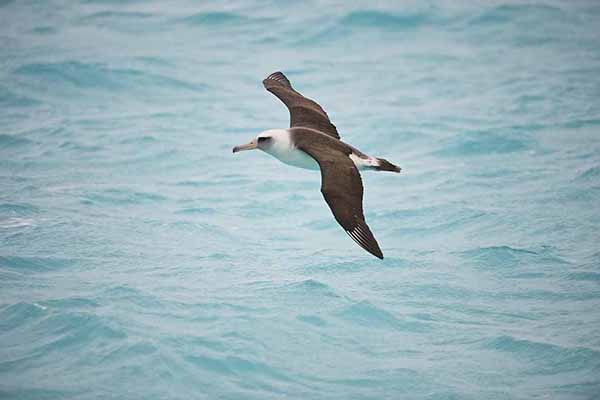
233, 72, 401, 259
260, 128, 384, 172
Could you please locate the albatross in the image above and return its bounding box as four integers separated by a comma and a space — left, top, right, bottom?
233, 72, 401, 259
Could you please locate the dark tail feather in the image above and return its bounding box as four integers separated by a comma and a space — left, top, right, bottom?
375, 158, 401, 173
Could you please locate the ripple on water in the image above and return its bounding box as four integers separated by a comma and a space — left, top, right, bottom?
468, 3, 567, 27
458, 245, 569, 269
434, 131, 534, 157
0, 217, 34, 229
15, 62, 206, 94
577, 165, 600, 181
0, 86, 40, 108
80, 188, 167, 206
80, 11, 154, 22
0, 304, 126, 376
0, 202, 39, 216
174, 207, 217, 215
177, 11, 274, 29
179, 11, 247, 26
296, 314, 327, 327
183, 353, 295, 389
37, 311, 126, 350
94, 341, 158, 366
101, 285, 166, 310
340, 10, 437, 31
336, 300, 431, 333
285, 278, 339, 297
77, 11, 162, 33
0, 302, 47, 334
0, 256, 76, 273
564, 270, 600, 285
0, 134, 33, 148
482, 335, 600, 375
42, 297, 100, 310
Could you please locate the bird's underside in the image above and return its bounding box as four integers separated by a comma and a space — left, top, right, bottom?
251, 71, 401, 259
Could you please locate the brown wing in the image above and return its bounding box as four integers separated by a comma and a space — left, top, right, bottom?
263, 71, 340, 139
298, 142, 384, 259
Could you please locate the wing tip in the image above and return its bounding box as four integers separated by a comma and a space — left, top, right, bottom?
263, 71, 292, 89
346, 226, 384, 260
371, 247, 384, 259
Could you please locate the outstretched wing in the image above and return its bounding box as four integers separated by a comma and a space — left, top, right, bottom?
298, 142, 384, 259
263, 71, 340, 139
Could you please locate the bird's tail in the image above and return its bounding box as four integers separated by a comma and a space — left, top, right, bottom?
374, 157, 401, 173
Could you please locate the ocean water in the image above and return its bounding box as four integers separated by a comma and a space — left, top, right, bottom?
1, 0, 600, 398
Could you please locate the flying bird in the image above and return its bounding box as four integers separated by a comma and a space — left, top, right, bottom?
233, 72, 401, 259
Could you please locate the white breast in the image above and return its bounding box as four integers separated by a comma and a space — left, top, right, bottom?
262, 129, 320, 170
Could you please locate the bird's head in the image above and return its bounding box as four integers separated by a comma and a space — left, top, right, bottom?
232, 130, 276, 154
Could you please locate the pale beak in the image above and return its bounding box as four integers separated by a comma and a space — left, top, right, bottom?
232, 139, 258, 153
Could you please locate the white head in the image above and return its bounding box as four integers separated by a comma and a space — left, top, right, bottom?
232, 129, 289, 154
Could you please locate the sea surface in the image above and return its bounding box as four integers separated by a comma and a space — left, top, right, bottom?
1, 1, 600, 399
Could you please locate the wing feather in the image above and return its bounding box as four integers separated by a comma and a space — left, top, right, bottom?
263, 71, 340, 139
297, 142, 384, 259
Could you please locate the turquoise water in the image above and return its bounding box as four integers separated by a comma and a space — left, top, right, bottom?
2, 1, 600, 398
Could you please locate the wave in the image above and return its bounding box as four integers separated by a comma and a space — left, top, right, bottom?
468, 4, 566, 27
183, 353, 294, 388
135, 56, 174, 67
81, 0, 146, 4
79, 11, 154, 22
293, 9, 441, 45
0, 217, 34, 229
482, 335, 600, 374
39, 312, 126, 351
296, 314, 327, 327
59, 140, 104, 153
0, 302, 47, 333
43, 297, 100, 310
336, 300, 431, 332
80, 188, 167, 206
29, 26, 57, 35
566, 271, 600, 282
458, 245, 569, 269
179, 11, 246, 26
101, 285, 166, 310
177, 11, 274, 28
0, 256, 76, 273
97, 341, 159, 367
77, 10, 160, 33
118, 135, 158, 145
15, 61, 207, 93
0, 86, 40, 108
175, 177, 252, 188
0, 302, 125, 372
0, 387, 72, 399
285, 278, 339, 299
174, 207, 217, 215
0, 202, 39, 216
434, 130, 534, 157
563, 118, 600, 129
0, 134, 33, 148
340, 10, 435, 31
389, 207, 487, 238
577, 165, 600, 181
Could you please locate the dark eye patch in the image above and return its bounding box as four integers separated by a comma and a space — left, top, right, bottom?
258, 137, 270, 142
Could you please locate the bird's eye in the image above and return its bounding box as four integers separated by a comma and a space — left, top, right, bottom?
258, 137, 270, 143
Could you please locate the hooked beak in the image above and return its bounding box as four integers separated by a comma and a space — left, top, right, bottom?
232, 139, 257, 153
